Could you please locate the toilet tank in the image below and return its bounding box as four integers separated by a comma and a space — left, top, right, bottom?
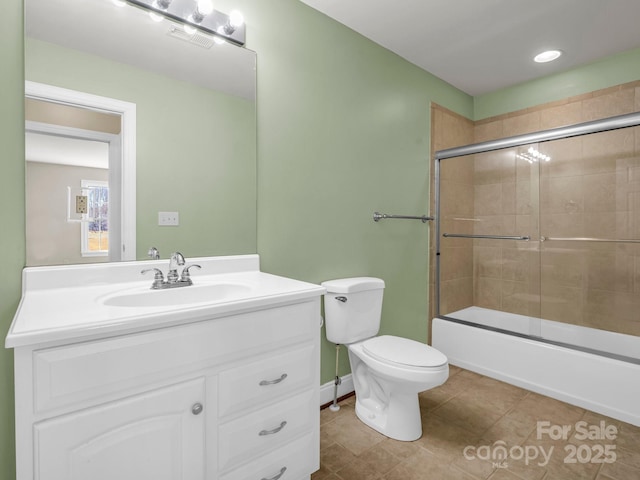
321, 277, 385, 344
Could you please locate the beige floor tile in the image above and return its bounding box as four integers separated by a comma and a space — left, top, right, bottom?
317, 368, 640, 480
431, 394, 504, 436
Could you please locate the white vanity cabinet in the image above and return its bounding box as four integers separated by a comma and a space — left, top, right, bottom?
34, 378, 207, 480
8, 256, 323, 480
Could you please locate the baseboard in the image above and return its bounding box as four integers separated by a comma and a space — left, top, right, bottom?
319, 374, 354, 407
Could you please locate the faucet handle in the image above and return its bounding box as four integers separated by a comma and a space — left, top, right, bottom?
141, 268, 165, 289
180, 264, 202, 284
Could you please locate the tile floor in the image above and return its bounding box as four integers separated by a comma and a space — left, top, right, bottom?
313, 366, 640, 480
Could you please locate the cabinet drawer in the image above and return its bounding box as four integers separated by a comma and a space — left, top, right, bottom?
33, 301, 317, 413
219, 431, 317, 480
218, 388, 317, 473
219, 344, 316, 417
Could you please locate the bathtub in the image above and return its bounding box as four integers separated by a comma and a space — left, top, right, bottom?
432, 307, 640, 426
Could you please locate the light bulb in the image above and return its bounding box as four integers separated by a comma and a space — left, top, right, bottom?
229, 10, 244, 27
534, 50, 562, 63
197, 0, 214, 15
149, 11, 164, 22
184, 22, 197, 35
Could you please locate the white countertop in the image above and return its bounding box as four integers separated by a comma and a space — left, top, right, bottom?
6, 255, 325, 348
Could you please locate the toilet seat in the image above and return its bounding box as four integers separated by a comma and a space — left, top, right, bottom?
362, 335, 447, 368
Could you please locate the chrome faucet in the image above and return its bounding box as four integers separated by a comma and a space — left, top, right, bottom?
147, 246, 160, 260
167, 252, 186, 283
141, 251, 201, 289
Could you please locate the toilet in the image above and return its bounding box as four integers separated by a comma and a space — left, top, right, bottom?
321, 277, 449, 441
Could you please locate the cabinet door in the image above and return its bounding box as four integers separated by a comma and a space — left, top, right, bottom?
34, 378, 206, 480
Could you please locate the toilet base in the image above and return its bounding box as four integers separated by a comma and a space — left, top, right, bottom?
354, 391, 423, 441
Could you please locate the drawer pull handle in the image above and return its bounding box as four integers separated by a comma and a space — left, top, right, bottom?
259, 421, 287, 436
259, 373, 288, 386
261, 466, 287, 480
191, 403, 203, 415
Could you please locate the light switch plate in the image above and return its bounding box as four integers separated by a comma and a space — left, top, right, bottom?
158, 211, 179, 226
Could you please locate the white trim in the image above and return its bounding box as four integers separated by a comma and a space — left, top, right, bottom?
319, 374, 354, 407
25, 81, 136, 261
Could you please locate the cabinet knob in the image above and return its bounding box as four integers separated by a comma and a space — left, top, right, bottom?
191, 403, 203, 415
261, 466, 287, 480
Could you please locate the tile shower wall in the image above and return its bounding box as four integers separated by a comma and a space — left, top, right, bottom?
432, 80, 640, 338
429, 105, 474, 321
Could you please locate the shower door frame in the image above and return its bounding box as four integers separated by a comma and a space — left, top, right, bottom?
433, 111, 640, 363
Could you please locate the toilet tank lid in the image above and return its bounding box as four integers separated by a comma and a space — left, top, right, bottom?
321, 277, 385, 293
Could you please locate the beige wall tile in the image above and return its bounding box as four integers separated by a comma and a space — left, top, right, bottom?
541, 283, 583, 324
540, 212, 584, 238
502, 111, 541, 137
541, 249, 585, 288
540, 175, 584, 215
474, 119, 502, 143
582, 88, 636, 121
440, 277, 473, 315
474, 183, 502, 215
540, 101, 583, 130
501, 280, 538, 316
473, 246, 502, 278
440, 246, 473, 281
474, 276, 501, 309
582, 129, 635, 176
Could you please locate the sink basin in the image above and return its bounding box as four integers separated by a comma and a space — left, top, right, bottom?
102, 283, 252, 307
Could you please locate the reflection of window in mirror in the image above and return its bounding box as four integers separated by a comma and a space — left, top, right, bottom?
81, 180, 109, 257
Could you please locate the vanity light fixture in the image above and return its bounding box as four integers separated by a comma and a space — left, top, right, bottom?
534, 50, 562, 63
123, 0, 246, 46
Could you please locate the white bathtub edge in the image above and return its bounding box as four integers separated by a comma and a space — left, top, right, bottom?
433, 318, 640, 427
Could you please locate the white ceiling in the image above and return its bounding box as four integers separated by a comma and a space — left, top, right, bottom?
299, 0, 640, 96
26, 133, 109, 169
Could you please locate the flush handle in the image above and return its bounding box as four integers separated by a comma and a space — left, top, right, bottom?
335, 296, 347, 303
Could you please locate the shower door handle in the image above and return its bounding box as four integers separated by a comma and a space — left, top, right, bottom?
442, 233, 530, 241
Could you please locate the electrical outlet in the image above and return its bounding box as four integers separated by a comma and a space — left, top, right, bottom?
158, 211, 179, 226
76, 195, 88, 214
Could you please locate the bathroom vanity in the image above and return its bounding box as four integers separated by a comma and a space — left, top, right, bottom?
5, 255, 325, 480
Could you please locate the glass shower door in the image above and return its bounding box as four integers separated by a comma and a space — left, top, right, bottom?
437, 143, 543, 337
537, 126, 640, 360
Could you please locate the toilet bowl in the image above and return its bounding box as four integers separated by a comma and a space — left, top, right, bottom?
321, 278, 449, 441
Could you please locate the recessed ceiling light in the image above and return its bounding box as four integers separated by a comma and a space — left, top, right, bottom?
534, 50, 562, 63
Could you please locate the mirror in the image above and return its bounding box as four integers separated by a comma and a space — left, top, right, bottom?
25, 0, 257, 266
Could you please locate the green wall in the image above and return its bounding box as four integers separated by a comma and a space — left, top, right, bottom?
474, 46, 640, 120
0, 2, 23, 479
243, 0, 473, 384
3, 0, 640, 478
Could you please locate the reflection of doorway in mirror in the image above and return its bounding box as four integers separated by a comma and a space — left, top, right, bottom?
25, 81, 136, 266
26, 126, 112, 266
